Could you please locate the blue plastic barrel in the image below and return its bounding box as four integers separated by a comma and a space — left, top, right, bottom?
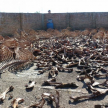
47, 19, 54, 29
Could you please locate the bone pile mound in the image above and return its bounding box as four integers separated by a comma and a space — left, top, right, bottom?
0, 27, 108, 73
0, 27, 108, 107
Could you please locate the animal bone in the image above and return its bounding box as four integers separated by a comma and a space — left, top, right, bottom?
0, 86, 14, 101
77, 74, 101, 89
70, 92, 97, 101
43, 78, 78, 88
11, 98, 24, 108
38, 70, 45, 74
78, 57, 86, 66
98, 79, 108, 87
43, 78, 56, 86
77, 74, 94, 83
90, 85, 108, 94
55, 82, 78, 89
42, 77, 56, 85
70, 85, 108, 102
52, 90, 60, 108
95, 73, 108, 78
43, 81, 61, 86
57, 66, 73, 73
49, 69, 58, 78
46, 77, 56, 82
92, 81, 100, 87
42, 91, 60, 108
94, 103, 108, 108
65, 62, 78, 68
25, 80, 36, 89
94, 104, 102, 108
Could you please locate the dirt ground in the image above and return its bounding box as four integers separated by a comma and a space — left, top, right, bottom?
0, 63, 108, 108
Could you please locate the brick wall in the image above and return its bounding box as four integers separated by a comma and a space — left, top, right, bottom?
0, 12, 108, 35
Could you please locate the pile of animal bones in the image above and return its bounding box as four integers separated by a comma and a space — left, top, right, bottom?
0, 27, 108, 107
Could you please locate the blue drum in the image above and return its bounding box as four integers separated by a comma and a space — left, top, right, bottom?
47, 19, 54, 29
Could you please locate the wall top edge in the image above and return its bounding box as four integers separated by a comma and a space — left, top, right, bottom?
0, 12, 108, 14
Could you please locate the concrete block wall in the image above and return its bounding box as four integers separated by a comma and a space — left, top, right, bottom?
0, 12, 108, 35
0, 13, 20, 35
69, 13, 94, 30
22, 13, 42, 30
95, 13, 108, 28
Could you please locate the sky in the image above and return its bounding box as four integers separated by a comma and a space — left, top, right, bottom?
0, 0, 108, 13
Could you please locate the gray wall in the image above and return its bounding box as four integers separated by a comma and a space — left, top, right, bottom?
0, 12, 108, 35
